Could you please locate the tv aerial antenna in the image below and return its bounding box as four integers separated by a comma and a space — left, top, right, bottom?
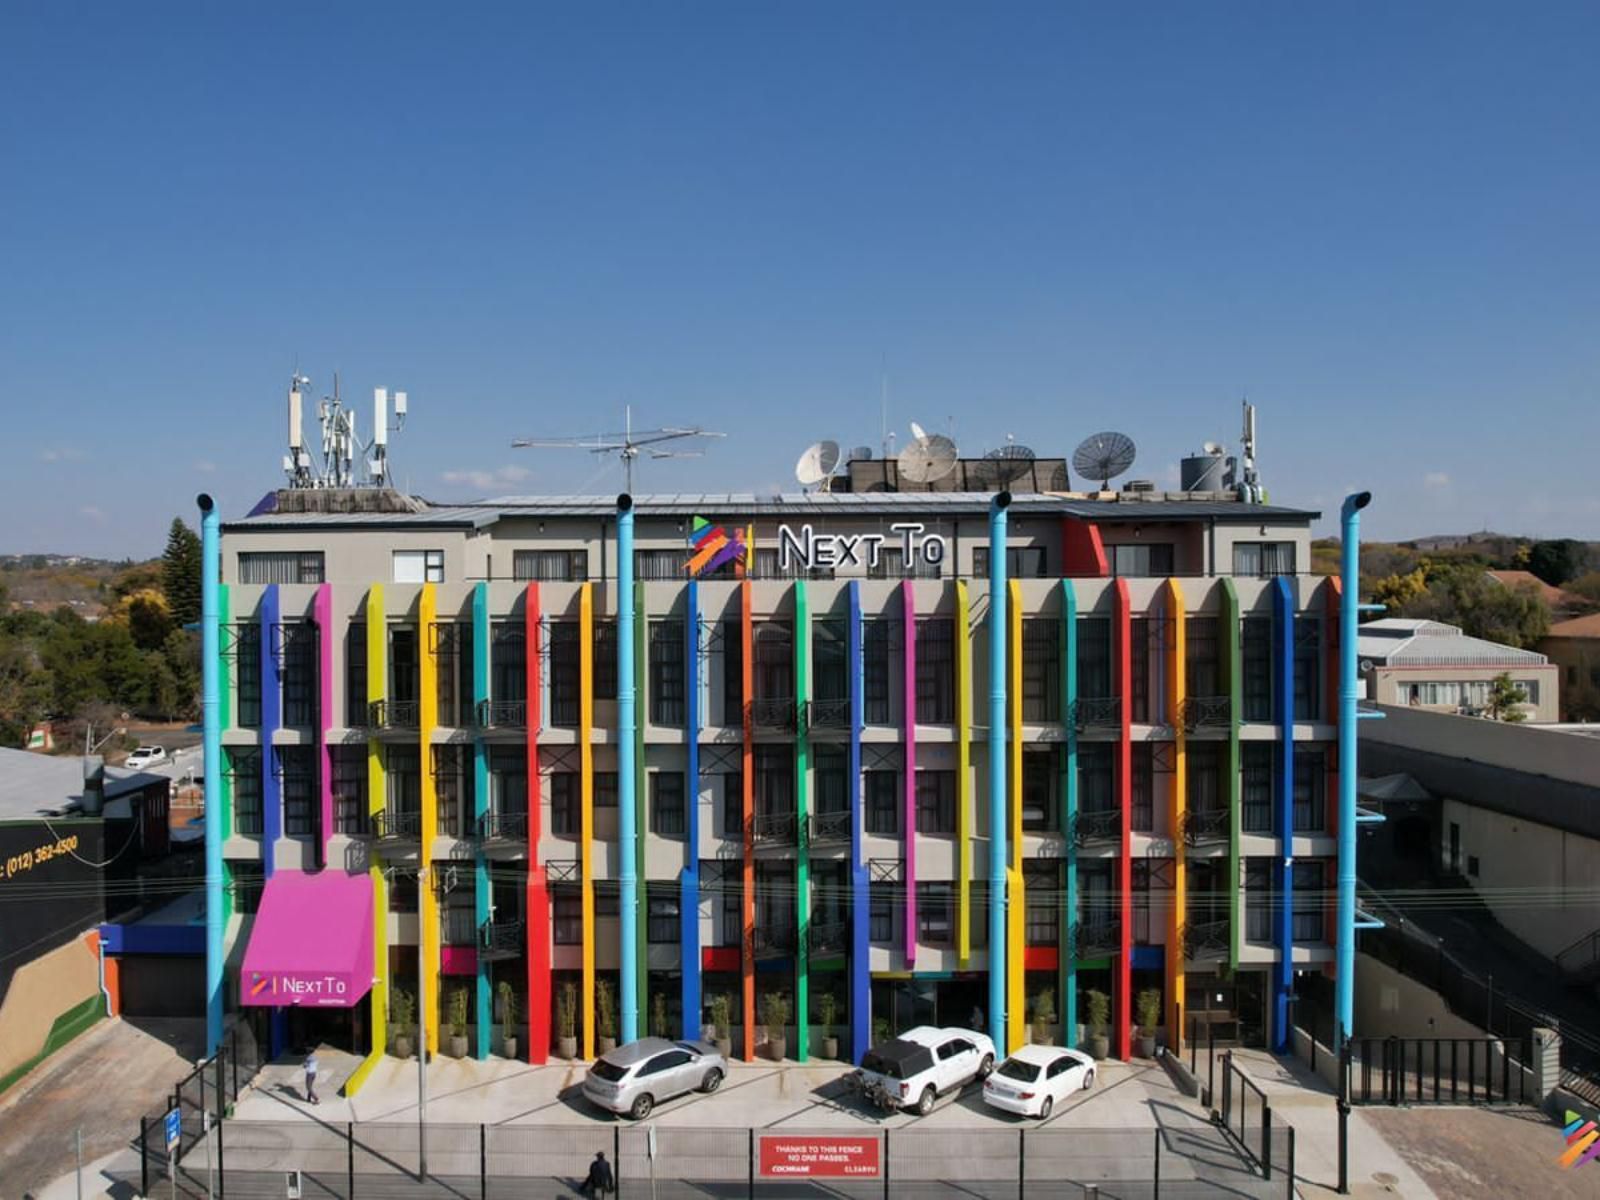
795, 439, 841, 491
284, 372, 409, 490
897, 423, 959, 486
976, 435, 1035, 490
512, 406, 725, 493
1072, 431, 1137, 491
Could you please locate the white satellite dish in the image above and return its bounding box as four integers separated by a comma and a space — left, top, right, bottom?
795, 440, 841, 487
909, 420, 928, 442
898, 434, 959, 484
1203, 441, 1226, 456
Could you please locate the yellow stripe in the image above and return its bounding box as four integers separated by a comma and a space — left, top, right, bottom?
1167, 579, 1187, 1057
956, 581, 972, 966
579, 583, 596, 1059
1007, 580, 1024, 1053
419, 583, 440, 1055
349, 584, 389, 1097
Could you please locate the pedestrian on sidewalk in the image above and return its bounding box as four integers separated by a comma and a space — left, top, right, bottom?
303, 1049, 320, 1106
579, 1150, 614, 1196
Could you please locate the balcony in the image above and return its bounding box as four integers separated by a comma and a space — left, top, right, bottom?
1072, 697, 1121, 732
479, 919, 524, 962
804, 697, 852, 733
753, 924, 797, 959
1072, 807, 1121, 847
369, 699, 420, 730
1179, 695, 1231, 733
334, 796, 369, 837
752, 810, 798, 848
1180, 807, 1230, 848
808, 809, 851, 847
372, 806, 421, 842
1071, 918, 1122, 958
748, 697, 797, 732
476, 699, 527, 729
478, 810, 528, 844
808, 919, 850, 957
1182, 918, 1231, 962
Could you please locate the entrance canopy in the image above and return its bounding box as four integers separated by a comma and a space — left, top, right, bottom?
240, 870, 373, 1008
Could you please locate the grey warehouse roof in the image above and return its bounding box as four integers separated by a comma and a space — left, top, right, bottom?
1355, 619, 1548, 668
0, 747, 167, 822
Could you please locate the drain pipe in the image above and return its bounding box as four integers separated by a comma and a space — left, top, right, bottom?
617, 494, 639, 1044
987, 491, 1011, 1053
1335, 491, 1371, 1052
199, 493, 223, 1057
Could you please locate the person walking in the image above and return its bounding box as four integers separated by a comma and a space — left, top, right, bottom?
303, 1049, 320, 1106
580, 1150, 614, 1196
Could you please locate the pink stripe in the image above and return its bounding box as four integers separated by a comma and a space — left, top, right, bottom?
902, 580, 917, 967
314, 583, 334, 856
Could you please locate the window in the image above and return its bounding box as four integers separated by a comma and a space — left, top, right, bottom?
915, 770, 955, 834
593, 620, 618, 701
551, 773, 579, 836
1187, 743, 1221, 814
444, 892, 477, 945
865, 770, 898, 835
1293, 750, 1325, 832
1079, 744, 1114, 815
1242, 743, 1272, 833
635, 550, 683, 581
973, 546, 1047, 579
548, 621, 579, 727
277, 746, 316, 837
513, 550, 587, 582
812, 619, 848, 706
389, 869, 418, 913
1245, 858, 1272, 941
231, 862, 264, 915
1132, 860, 1151, 943
869, 883, 894, 942
344, 622, 367, 726
239, 551, 324, 585
553, 887, 582, 944
1021, 619, 1060, 722
1131, 743, 1153, 832
1186, 617, 1220, 698
277, 622, 317, 727
918, 884, 954, 945
721, 771, 743, 838
1241, 617, 1272, 721
1078, 618, 1112, 700
1467, 855, 1479, 878
650, 772, 686, 839
385, 747, 420, 819
916, 619, 955, 722
432, 744, 474, 837
753, 546, 834, 581
432, 622, 474, 727
1294, 619, 1321, 721
814, 747, 847, 814
595, 771, 618, 808
863, 619, 891, 724
1292, 861, 1324, 941
389, 626, 419, 704
1130, 617, 1150, 722
1021, 750, 1056, 831
235, 622, 261, 728
1109, 543, 1174, 577
649, 619, 685, 726
721, 618, 743, 715
595, 882, 620, 917
938, 1037, 974, 1060
332, 746, 367, 834
970, 881, 989, 948
1024, 865, 1058, 945
490, 621, 526, 711
1233, 541, 1297, 578
228, 748, 262, 834
392, 549, 444, 584
647, 885, 680, 944
753, 621, 793, 701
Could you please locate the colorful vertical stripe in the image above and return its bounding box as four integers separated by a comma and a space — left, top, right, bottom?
524, 583, 550, 1064
1113, 579, 1133, 1061
955, 581, 972, 965
419, 583, 440, 1056
848, 581, 870, 1066
1271, 576, 1296, 1053
1059, 581, 1078, 1048
579, 582, 596, 1059
1221, 579, 1242, 975
1165, 579, 1187, 1057
1006, 579, 1024, 1053
740, 580, 755, 1062
902, 581, 918, 969
680, 581, 702, 1040
471, 582, 491, 1058
348, 583, 389, 1097
794, 580, 811, 1059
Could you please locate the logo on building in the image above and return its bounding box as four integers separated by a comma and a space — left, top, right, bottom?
249, 971, 275, 999
1561, 1110, 1600, 1169
686, 518, 747, 578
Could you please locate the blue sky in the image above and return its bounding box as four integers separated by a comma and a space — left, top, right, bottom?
3, 2, 1597, 557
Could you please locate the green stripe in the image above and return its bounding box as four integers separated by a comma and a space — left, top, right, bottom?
1221, 578, 1242, 973
0, 994, 103, 1095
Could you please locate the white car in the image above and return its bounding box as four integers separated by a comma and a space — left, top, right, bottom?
982, 1045, 1095, 1119
847, 1025, 996, 1115
124, 746, 168, 770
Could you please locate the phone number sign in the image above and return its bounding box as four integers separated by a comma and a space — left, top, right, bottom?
758, 1135, 880, 1178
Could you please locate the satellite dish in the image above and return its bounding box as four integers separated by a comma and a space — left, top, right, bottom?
909, 420, 928, 442
1203, 441, 1226, 456
795, 440, 841, 487
1072, 431, 1138, 490
978, 441, 1035, 488
897, 434, 959, 484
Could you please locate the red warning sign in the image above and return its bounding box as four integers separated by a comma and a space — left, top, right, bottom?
758, 1135, 880, 1178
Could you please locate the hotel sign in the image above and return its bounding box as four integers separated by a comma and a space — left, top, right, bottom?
777, 522, 947, 573
244, 969, 359, 1007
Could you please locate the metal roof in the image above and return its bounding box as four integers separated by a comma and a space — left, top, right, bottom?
1355, 619, 1549, 668
0, 747, 168, 822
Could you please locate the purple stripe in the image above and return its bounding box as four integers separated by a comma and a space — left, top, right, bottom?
314, 583, 334, 858
902, 580, 917, 967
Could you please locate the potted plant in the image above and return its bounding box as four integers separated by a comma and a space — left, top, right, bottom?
447, 985, 470, 1058
1135, 989, 1162, 1059
555, 981, 578, 1060
760, 991, 790, 1061
1031, 988, 1057, 1047
596, 979, 618, 1055
651, 991, 670, 1038
817, 992, 839, 1061
390, 987, 415, 1060
709, 993, 733, 1058
872, 1017, 891, 1047
498, 981, 518, 1060
1085, 989, 1111, 1060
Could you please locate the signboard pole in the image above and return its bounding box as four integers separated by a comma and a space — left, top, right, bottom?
205, 1112, 214, 1199
74, 1127, 82, 1200
418, 867, 430, 1180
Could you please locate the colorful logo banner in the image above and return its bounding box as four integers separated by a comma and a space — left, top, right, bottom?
1561, 1110, 1600, 1169
686, 517, 746, 578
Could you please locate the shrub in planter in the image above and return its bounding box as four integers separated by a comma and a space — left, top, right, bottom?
596, 978, 618, 1055
1085, 989, 1111, 1060
816, 992, 839, 1061
555, 981, 578, 1060
498, 981, 518, 1060
1031, 988, 1057, 1047
447, 985, 470, 1058
1135, 988, 1162, 1059
709, 993, 733, 1059
760, 991, 791, 1061
390, 987, 416, 1059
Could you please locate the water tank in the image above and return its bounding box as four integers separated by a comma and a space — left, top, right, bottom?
1181, 452, 1228, 492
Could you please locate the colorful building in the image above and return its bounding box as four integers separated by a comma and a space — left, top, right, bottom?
210, 484, 1346, 1087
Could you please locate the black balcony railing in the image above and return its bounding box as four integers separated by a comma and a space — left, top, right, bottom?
479, 919, 524, 961
1071, 918, 1122, 957
372, 806, 422, 841
749, 697, 798, 731
752, 810, 797, 847
753, 924, 798, 958
478, 810, 528, 842
1072, 696, 1121, 731
804, 697, 852, 732
808, 920, 850, 956
1182, 918, 1231, 961
1179, 695, 1231, 732
334, 796, 369, 836
476, 699, 527, 729
369, 699, 420, 730
808, 809, 851, 846
1072, 807, 1121, 847
1180, 807, 1230, 847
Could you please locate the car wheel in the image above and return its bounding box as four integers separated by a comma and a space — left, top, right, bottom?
978, 1053, 995, 1079
915, 1086, 937, 1116
629, 1094, 654, 1120
1038, 1096, 1053, 1120
1083, 1070, 1095, 1091
699, 1068, 724, 1094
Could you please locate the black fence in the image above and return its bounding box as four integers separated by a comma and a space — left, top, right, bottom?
1341, 1035, 1530, 1107
1217, 1052, 1295, 1196
137, 1020, 263, 1195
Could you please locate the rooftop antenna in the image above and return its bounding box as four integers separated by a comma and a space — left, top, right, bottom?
1237, 400, 1262, 502
897, 423, 959, 488
512, 405, 725, 493
795, 439, 841, 491
283, 371, 409, 489
1071, 431, 1137, 491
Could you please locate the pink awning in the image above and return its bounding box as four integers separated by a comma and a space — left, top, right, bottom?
240, 870, 374, 1008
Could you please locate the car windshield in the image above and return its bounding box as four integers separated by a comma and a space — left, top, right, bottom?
589, 1059, 629, 1082
996, 1058, 1040, 1082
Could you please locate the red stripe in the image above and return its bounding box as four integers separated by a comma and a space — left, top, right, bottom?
1114, 579, 1133, 1061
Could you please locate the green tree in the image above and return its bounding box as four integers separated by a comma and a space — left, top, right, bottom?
1400, 569, 1550, 649
1565, 572, 1600, 612
1527, 539, 1586, 587
1370, 569, 1427, 615
1486, 672, 1529, 722
161, 518, 203, 628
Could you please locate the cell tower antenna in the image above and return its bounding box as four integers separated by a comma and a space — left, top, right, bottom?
282, 370, 410, 490
512, 406, 725, 493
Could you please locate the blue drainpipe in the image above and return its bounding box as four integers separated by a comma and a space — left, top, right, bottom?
987, 492, 1011, 1053
1336, 492, 1372, 1051
617, 494, 639, 1044
199, 494, 223, 1057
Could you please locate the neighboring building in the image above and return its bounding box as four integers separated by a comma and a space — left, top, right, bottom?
1484, 569, 1584, 618
1541, 612, 1600, 722
1356, 618, 1557, 722
214, 481, 1348, 1088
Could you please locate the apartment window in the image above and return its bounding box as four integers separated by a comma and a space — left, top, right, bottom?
548, 621, 579, 727
393, 549, 444, 584
432, 622, 473, 728
1292, 861, 1324, 941
1132, 860, 1151, 943
869, 883, 894, 942
443, 891, 477, 946
1021, 618, 1060, 722
635, 549, 683, 581
650, 772, 686, 839
814, 747, 848, 815
721, 618, 743, 715
1187, 743, 1222, 814
228, 748, 263, 835
915, 770, 955, 834
1078, 617, 1112, 700
277, 622, 317, 727
1245, 858, 1272, 941
553, 887, 582, 944
753, 621, 793, 701
973, 546, 1047, 579
491, 621, 526, 711
1024, 865, 1058, 945
593, 620, 618, 702
918, 883, 954, 946
389, 627, 419, 704
649, 619, 685, 726
235, 622, 261, 728
488, 748, 527, 828
344, 622, 367, 726
754, 745, 792, 826
1130, 617, 1150, 722
1241, 617, 1272, 722
865, 770, 899, 836
277, 746, 316, 837
239, 551, 324, 585
812, 619, 848, 707
1294, 618, 1321, 721
1021, 750, 1057, 832
389, 869, 418, 914
513, 550, 587, 582
385, 747, 421, 819
1242, 744, 1273, 833
595, 882, 620, 918
648, 885, 680, 944
231, 862, 264, 915
863, 619, 891, 724
753, 546, 834, 581
332, 746, 368, 834
970, 881, 989, 948
1233, 541, 1297, 578
1109, 543, 1174, 577
1293, 750, 1326, 832
868, 547, 940, 579
551, 773, 579, 837
915, 618, 955, 722
721, 771, 743, 838
1079, 744, 1114, 815
595, 771, 618, 808
432, 744, 474, 837
1131, 743, 1153, 832
1186, 617, 1220, 698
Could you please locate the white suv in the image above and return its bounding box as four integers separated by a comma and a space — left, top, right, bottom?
125, 746, 168, 770
847, 1026, 996, 1115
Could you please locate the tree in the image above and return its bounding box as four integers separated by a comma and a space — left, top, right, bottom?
1526, 539, 1586, 588
1370, 569, 1427, 615
161, 518, 203, 628
1565, 572, 1600, 613
1400, 569, 1550, 648
1485, 672, 1529, 722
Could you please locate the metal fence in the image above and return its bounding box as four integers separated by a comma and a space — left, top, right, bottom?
1341, 1034, 1531, 1106
1217, 1052, 1295, 1195
136, 1019, 263, 1194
